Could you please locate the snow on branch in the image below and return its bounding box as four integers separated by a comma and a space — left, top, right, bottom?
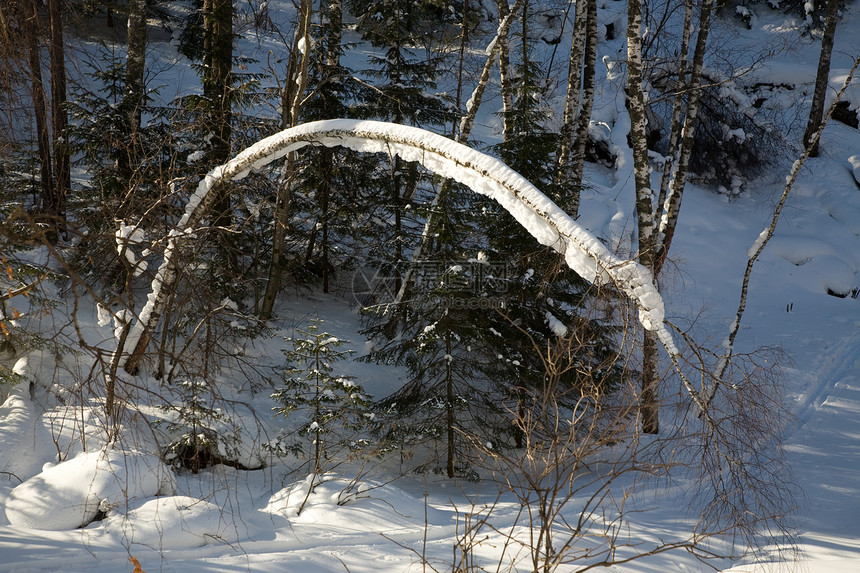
124, 119, 677, 373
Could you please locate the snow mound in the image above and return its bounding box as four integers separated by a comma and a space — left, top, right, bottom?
264, 474, 351, 517
105, 495, 237, 549
264, 476, 445, 530
4, 449, 175, 530
767, 235, 840, 266
0, 383, 51, 482
807, 255, 857, 298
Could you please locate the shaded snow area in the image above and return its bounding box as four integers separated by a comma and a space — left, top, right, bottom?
2, 3, 860, 573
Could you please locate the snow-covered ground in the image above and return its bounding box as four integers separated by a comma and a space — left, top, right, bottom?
1, 2, 859, 572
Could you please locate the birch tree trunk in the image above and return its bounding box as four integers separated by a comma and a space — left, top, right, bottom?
655, 0, 692, 220
497, 0, 514, 140
260, 0, 313, 317
802, 0, 839, 158
570, 0, 597, 206
627, 0, 659, 434
654, 0, 714, 276
654, 0, 715, 277
555, 0, 588, 190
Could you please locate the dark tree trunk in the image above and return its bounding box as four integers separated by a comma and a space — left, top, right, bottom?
47, 0, 68, 228
119, 0, 147, 180
203, 0, 234, 265
23, 0, 55, 221
803, 0, 839, 157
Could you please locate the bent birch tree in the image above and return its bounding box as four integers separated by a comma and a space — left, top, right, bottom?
121, 119, 710, 418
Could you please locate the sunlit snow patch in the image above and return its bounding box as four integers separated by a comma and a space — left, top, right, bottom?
4, 449, 174, 530
105, 495, 237, 549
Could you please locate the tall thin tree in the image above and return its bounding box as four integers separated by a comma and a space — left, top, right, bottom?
654, 0, 716, 277
118, 0, 147, 181
260, 0, 312, 318
627, 0, 659, 434
202, 0, 235, 268
47, 0, 68, 231
570, 0, 597, 192
22, 0, 55, 221
555, 0, 589, 194
802, 0, 839, 158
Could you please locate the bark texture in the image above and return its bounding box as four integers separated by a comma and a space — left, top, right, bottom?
802, 0, 839, 158
627, 0, 659, 434
23, 0, 55, 218
119, 0, 147, 179
47, 0, 68, 226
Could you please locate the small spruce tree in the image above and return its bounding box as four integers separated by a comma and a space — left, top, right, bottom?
271, 318, 373, 475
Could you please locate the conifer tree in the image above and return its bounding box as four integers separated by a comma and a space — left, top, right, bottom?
485, 0, 624, 432
272, 318, 373, 475
348, 0, 456, 292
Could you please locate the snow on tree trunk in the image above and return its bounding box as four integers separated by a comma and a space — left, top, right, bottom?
123, 119, 676, 374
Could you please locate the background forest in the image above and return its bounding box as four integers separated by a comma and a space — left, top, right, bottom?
0, 0, 859, 571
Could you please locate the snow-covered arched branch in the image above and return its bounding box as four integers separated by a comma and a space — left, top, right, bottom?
123, 119, 678, 373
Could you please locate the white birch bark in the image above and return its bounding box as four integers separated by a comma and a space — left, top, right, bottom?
627, 0, 660, 434
570, 0, 597, 202
497, 0, 515, 140
655, 0, 692, 225
555, 0, 589, 184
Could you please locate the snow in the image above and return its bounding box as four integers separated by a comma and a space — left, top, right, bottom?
747, 228, 770, 259
4, 449, 174, 530
3, 2, 860, 572
849, 155, 860, 185
545, 311, 568, 338
105, 495, 241, 549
